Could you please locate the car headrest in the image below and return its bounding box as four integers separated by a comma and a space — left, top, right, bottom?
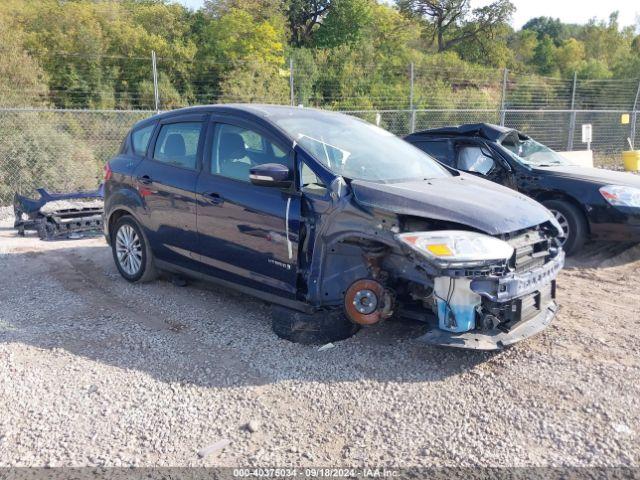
220, 133, 247, 161
164, 134, 186, 157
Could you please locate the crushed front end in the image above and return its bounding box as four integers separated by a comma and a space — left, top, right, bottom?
397, 224, 564, 350
13, 186, 104, 240
318, 213, 564, 351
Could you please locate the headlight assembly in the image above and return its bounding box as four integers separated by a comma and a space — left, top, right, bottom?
599, 185, 640, 208
396, 230, 514, 268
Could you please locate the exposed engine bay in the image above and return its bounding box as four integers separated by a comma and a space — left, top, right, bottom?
13, 186, 104, 240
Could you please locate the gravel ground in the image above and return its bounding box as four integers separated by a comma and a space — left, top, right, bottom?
0, 217, 639, 468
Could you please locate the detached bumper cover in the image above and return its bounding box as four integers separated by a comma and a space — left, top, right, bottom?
417, 301, 558, 350
13, 186, 104, 240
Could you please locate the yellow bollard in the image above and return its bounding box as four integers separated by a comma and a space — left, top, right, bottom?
622, 150, 640, 171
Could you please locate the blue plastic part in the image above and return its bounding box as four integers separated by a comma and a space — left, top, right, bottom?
436, 299, 476, 333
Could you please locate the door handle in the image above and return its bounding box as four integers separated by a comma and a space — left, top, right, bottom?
137, 175, 153, 185
203, 192, 224, 205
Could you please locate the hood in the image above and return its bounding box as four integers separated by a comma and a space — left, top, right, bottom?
351, 174, 554, 235
533, 165, 640, 188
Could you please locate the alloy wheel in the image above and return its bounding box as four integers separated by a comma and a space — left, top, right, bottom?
115, 224, 143, 276
550, 209, 570, 246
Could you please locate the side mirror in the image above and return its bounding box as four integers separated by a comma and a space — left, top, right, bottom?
250, 163, 292, 188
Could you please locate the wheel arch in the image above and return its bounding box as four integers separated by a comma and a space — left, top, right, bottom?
532, 190, 591, 235
106, 206, 138, 245
310, 230, 397, 306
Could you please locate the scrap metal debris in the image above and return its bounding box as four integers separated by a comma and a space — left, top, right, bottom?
318, 342, 336, 352
197, 438, 231, 458
13, 186, 104, 240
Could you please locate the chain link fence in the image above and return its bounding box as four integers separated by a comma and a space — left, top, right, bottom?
0, 109, 152, 206
1, 55, 639, 206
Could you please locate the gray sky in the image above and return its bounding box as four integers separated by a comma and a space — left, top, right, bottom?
176, 0, 639, 29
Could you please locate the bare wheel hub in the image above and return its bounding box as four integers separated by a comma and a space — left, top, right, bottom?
353, 289, 378, 314
344, 279, 392, 325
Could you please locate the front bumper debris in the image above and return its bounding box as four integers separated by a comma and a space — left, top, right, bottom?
470, 250, 565, 302
13, 186, 104, 240
417, 300, 558, 350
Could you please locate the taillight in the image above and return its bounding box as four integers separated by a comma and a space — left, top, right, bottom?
104, 163, 112, 181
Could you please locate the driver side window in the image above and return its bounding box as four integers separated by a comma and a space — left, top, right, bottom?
456, 146, 495, 175
212, 124, 289, 182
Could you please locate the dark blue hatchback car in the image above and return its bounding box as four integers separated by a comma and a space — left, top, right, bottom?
104, 105, 565, 350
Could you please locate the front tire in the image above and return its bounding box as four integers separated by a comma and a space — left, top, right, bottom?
111, 215, 157, 283
543, 199, 587, 256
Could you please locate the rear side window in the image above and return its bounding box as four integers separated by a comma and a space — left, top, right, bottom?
153, 122, 203, 170
131, 124, 155, 156
412, 140, 453, 165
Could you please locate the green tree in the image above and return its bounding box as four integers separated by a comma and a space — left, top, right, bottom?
204, 0, 285, 21
0, 8, 49, 108
10, 0, 196, 109
508, 29, 538, 71
313, 0, 373, 48
365, 3, 421, 59
396, 0, 515, 53
287, 0, 333, 45
452, 22, 513, 67
554, 38, 585, 75
579, 13, 632, 70
532, 35, 557, 75
219, 59, 289, 103
194, 8, 287, 103
522, 17, 566, 45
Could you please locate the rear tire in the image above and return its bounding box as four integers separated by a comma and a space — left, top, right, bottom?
111, 215, 157, 283
271, 305, 360, 345
543, 199, 587, 256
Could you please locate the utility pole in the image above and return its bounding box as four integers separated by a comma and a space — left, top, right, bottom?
289, 58, 295, 107
567, 72, 578, 151
630, 79, 640, 149
499, 68, 508, 126
409, 63, 415, 133
151, 51, 160, 113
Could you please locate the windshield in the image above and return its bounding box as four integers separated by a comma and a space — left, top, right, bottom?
271, 110, 450, 183
500, 134, 570, 167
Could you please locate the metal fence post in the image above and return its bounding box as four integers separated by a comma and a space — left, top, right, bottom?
567, 72, 578, 151
151, 51, 160, 113
499, 68, 508, 126
630, 79, 640, 149
409, 63, 416, 133
289, 58, 295, 107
